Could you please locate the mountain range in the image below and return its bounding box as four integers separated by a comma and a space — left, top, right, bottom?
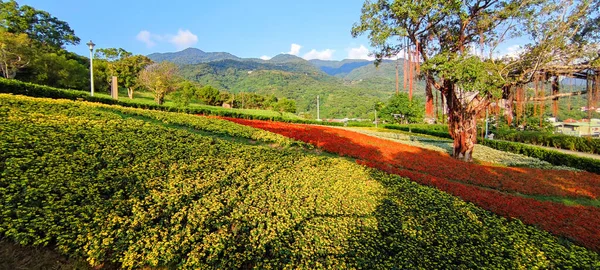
148, 48, 424, 118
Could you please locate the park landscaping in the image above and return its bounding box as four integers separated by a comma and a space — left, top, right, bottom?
2, 94, 600, 268
223, 117, 600, 252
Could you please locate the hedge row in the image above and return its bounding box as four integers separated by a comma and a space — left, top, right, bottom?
496, 130, 600, 154
480, 139, 600, 174
383, 124, 452, 139
383, 123, 600, 174
0, 78, 352, 127
2, 94, 598, 268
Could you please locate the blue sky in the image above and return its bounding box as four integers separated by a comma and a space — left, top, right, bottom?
19, 0, 518, 60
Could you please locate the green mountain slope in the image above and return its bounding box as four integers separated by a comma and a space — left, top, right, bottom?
147, 48, 241, 64
309, 59, 372, 77
148, 48, 427, 118
180, 59, 397, 118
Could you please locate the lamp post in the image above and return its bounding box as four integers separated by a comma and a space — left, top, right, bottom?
86, 40, 95, 96
317, 95, 320, 121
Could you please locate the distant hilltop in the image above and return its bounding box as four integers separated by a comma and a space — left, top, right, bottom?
147, 47, 401, 77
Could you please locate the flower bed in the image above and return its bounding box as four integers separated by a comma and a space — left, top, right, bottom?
223, 117, 600, 251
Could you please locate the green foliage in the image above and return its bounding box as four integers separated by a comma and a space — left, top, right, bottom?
0, 0, 79, 49
424, 53, 504, 98
197, 85, 221, 106
93, 48, 153, 99
273, 97, 297, 114
381, 122, 600, 173
232, 92, 271, 109
384, 124, 452, 139
147, 48, 240, 65
0, 77, 331, 125
138, 62, 180, 105
1, 94, 599, 268
18, 50, 89, 90
481, 139, 600, 174
494, 129, 600, 154
0, 30, 33, 78
172, 81, 198, 108
94, 48, 132, 61
380, 93, 424, 123
180, 60, 395, 119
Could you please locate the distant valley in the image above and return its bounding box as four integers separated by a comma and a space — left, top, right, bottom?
148, 48, 425, 118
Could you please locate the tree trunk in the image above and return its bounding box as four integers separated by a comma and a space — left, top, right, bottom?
443, 80, 479, 162
128, 87, 134, 99
155, 92, 165, 105
502, 85, 514, 125
552, 76, 559, 117
448, 110, 478, 162
425, 81, 434, 118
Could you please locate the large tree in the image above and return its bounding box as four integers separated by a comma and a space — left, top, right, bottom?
95, 48, 152, 99
118, 55, 153, 99
0, 0, 79, 49
381, 93, 424, 124
138, 62, 180, 105
353, 0, 598, 161
24, 51, 89, 89
0, 0, 84, 84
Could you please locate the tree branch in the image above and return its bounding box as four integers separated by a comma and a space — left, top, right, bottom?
528, 90, 588, 101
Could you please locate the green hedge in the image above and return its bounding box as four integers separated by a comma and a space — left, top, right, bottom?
382, 123, 600, 174
0, 78, 347, 127
383, 124, 452, 139
481, 139, 600, 174
495, 130, 600, 154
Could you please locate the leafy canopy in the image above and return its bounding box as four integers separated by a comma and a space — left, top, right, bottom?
0, 0, 79, 49
0, 30, 32, 78
138, 62, 181, 105
381, 93, 424, 123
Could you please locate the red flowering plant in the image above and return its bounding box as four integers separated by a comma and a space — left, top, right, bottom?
222, 117, 600, 251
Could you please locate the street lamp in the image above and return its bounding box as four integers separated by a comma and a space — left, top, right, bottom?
86, 40, 95, 96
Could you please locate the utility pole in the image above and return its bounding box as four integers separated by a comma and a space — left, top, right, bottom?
375, 106, 378, 128
484, 107, 489, 139
395, 59, 399, 94
317, 95, 320, 120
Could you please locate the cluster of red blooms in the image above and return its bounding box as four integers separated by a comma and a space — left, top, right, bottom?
222, 117, 600, 251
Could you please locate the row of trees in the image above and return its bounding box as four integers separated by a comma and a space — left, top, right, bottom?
0, 0, 297, 113
137, 61, 296, 113
0, 0, 89, 90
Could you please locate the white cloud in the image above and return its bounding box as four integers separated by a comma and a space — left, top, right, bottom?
493, 44, 525, 59
260, 55, 271, 60
347, 45, 374, 60
288, 43, 302, 55
504, 45, 524, 58
303, 49, 335, 60
347, 45, 403, 60
135, 29, 198, 50
136, 30, 155, 48
169, 29, 198, 50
